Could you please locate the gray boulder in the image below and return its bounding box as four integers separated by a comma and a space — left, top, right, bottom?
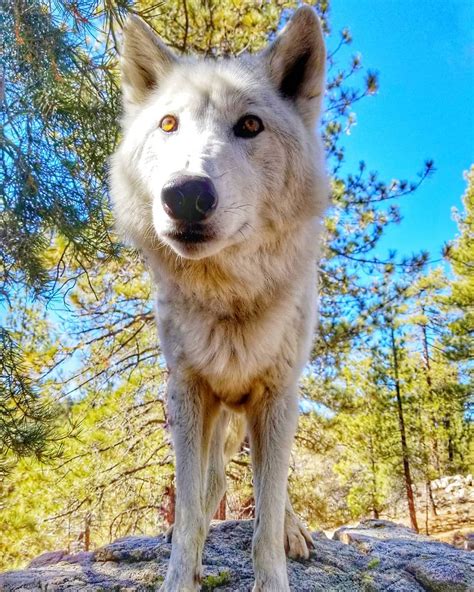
0, 519, 472, 591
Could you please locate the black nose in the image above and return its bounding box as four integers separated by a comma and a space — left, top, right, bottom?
161, 175, 218, 222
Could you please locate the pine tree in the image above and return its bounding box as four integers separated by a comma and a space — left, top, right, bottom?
444, 166, 474, 364
2, 1, 465, 568
0, 329, 60, 475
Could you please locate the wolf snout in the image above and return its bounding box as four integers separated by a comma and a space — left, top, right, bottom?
161, 174, 218, 222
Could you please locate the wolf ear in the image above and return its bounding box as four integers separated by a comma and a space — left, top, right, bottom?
120, 16, 177, 109
263, 6, 326, 126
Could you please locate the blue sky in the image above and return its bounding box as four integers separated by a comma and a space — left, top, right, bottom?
328, 0, 474, 263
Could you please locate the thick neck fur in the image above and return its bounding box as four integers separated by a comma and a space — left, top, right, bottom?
145, 217, 316, 318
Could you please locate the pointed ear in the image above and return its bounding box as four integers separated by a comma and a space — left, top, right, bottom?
263, 7, 326, 126
119, 16, 177, 109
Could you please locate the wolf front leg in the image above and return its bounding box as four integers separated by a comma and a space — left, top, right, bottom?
202, 409, 228, 528
160, 375, 219, 592
247, 385, 299, 592
204, 410, 247, 528
165, 409, 245, 544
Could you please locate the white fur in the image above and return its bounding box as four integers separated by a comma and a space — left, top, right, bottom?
110, 6, 328, 591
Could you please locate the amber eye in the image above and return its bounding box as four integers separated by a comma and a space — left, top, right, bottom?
233, 114, 264, 139
160, 114, 178, 133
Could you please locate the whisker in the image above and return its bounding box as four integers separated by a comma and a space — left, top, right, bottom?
213, 166, 239, 179
224, 201, 252, 213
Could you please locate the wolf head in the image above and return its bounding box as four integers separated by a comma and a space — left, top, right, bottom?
110, 6, 328, 261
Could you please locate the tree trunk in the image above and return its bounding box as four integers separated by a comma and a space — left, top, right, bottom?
428, 479, 438, 516
163, 483, 176, 526
369, 435, 379, 519
419, 320, 438, 517
84, 514, 91, 551
391, 326, 419, 532
424, 482, 430, 535
214, 492, 227, 520
446, 420, 455, 465
420, 319, 442, 472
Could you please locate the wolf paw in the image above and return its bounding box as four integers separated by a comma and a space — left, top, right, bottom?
284, 509, 313, 560
252, 577, 290, 592
159, 567, 201, 592
159, 583, 199, 592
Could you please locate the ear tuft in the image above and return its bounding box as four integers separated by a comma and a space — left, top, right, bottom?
264, 6, 326, 125
120, 16, 177, 109
280, 51, 312, 99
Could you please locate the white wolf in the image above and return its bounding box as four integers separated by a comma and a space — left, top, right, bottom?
110, 6, 328, 591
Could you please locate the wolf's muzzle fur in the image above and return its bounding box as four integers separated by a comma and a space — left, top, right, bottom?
110, 5, 328, 590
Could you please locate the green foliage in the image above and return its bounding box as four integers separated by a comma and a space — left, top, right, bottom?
201, 571, 232, 590
0, 379, 171, 568
0, 0, 471, 570
1, 0, 119, 293
443, 166, 474, 363
0, 328, 61, 475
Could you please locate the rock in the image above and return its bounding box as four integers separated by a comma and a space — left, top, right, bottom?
407, 559, 472, 592
437, 477, 451, 489
0, 520, 473, 591
28, 551, 68, 568
28, 551, 94, 568
464, 534, 474, 552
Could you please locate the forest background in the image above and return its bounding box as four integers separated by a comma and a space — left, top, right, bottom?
0, 0, 472, 570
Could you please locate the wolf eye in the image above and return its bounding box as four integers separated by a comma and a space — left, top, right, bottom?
160, 114, 178, 133
234, 115, 264, 138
